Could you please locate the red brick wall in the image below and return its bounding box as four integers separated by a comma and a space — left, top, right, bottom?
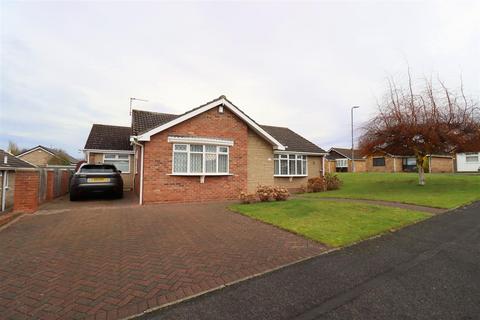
61, 171, 69, 195
46, 170, 55, 201
430, 157, 454, 173
13, 170, 39, 213
142, 107, 248, 203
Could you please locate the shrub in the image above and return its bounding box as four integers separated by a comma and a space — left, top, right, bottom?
256, 185, 275, 202
255, 185, 290, 202
324, 173, 342, 190
307, 177, 326, 192
239, 192, 257, 204
272, 186, 290, 201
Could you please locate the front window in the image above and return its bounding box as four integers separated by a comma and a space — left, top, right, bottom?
465, 152, 479, 163
336, 159, 348, 168
402, 157, 417, 172
274, 154, 307, 176
404, 157, 416, 166
373, 157, 386, 167
172, 144, 229, 174
103, 154, 130, 173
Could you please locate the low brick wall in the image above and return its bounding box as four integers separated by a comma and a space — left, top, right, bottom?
61, 170, 69, 195
46, 170, 55, 201
13, 170, 40, 213
11, 168, 72, 214
430, 157, 454, 173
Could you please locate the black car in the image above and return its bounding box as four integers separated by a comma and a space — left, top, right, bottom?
70, 164, 123, 201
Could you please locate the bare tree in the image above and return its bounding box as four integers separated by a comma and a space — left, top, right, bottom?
359, 73, 479, 185
47, 149, 72, 165
7, 141, 22, 155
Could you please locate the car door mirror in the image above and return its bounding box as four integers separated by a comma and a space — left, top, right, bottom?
118, 170, 122, 174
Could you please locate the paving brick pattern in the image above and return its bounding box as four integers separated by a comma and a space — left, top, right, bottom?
0, 201, 326, 320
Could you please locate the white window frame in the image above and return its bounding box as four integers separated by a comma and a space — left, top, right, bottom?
171, 143, 230, 176
274, 153, 308, 177
336, 159, 348, 168
102, 153, 130, 173
465, 152, 479, 163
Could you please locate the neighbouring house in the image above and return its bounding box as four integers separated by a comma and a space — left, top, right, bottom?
456, 152, 480, 172
83, 96, 327, 203
364, 151, 454, 173
0, 149, 36, 212
326, 147, 366, 173
17, 145, 78, 168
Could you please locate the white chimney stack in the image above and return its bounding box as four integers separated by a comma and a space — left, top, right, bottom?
4, 155, 7, 164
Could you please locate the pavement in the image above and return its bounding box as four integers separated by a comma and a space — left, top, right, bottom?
0, 197, 326, 320
141, 201, 480, 320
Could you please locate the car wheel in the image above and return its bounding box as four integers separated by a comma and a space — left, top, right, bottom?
116, 191, 123, 199
70, 192, 79, 201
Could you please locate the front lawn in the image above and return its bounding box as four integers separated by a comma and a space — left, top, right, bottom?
230, 199, 429, 247
304, 173, 480, 209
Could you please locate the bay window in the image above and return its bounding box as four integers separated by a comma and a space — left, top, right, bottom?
274, 154, 307, 176
103, 154, 130, 173
173, 144, 229, 175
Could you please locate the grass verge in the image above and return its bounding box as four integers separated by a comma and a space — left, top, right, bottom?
230, 199, 429, 247
304, 173, 480, 209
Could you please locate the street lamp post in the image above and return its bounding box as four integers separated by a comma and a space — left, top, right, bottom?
351, 106, 360, 172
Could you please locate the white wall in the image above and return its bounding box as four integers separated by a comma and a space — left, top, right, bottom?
456, 153, 480, 172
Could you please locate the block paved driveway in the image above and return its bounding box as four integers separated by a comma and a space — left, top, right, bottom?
143, 201, 480, 320
0, 195, 326, 320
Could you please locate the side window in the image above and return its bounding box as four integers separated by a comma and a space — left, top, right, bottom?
373, 157, 386, 167
103, 154, 130, 173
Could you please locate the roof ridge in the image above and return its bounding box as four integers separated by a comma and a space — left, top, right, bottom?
92, 123, 131, 128
132, 109, 179, 116
333, 147, 361, 151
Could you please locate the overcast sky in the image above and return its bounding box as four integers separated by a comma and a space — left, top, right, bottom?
1, 1, 479, 158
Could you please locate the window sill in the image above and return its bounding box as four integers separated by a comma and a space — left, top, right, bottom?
168, 173, 232, 176
274, 175, 308, 178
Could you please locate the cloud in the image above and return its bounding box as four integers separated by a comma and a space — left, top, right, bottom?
1, 1, 478, 157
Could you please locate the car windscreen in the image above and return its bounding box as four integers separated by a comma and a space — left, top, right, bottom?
80, 165, 117, 173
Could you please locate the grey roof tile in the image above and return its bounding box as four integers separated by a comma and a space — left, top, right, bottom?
328, 147, 365, 160
0, 150, 36, 169
261, 125, 326, 154
132, 109, 179, 135
129, 96, 326, 154
84, 124, 133, 151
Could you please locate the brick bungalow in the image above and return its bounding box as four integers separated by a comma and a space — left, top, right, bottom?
84, 96, 327, 204
326, 147, 366, 173
363, 151, 454, 173
0, 149, 36, 212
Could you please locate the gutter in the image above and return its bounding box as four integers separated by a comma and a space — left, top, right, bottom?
130, 137, 144, 205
